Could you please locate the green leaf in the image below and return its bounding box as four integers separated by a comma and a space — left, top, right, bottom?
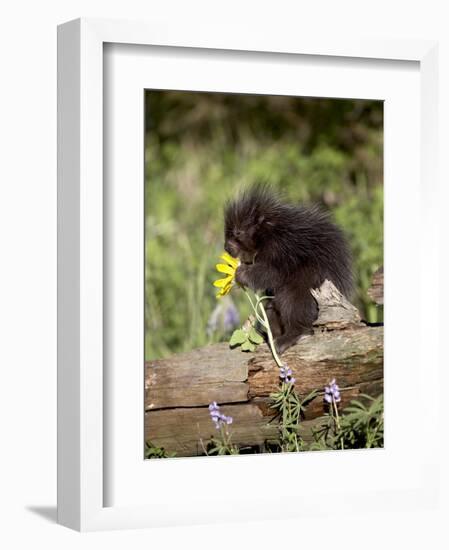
241, 340, 256, 352
229, 329, 247, 347
248, 327, 264, 345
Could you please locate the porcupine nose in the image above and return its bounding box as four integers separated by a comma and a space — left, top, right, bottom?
225, 240, 238, 257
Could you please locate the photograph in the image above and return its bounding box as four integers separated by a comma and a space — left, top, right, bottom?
144, 90, 384, 458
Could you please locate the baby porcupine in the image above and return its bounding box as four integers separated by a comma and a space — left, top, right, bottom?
224, 184, 353, 354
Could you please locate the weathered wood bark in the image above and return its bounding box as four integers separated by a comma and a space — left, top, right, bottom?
311, 279, 363, 329
145, 280, 384, 456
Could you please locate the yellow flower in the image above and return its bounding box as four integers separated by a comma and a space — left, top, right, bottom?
213, 251, 240, 298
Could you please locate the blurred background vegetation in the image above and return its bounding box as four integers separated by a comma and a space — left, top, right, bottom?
145, 91, 383, 361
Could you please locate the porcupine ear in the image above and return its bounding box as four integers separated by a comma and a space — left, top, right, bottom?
256, 214, 277, 232
255, 185, 279, 228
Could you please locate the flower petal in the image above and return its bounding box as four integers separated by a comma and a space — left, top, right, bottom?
216, 282, 233, 298
220, 251, 239, 268
213, 276, 233, 288
216, 263, 235, 276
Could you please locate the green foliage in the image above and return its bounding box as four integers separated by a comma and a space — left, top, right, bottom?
229, 325, 264, 352
334, 184, 383, 322
145, 91, 383, 360
144, 440, 176, 459
248, 327, 264, 345
240, 340, 256, 352
269, 385, 318, 452
202, 390, 384, 456
310, 395, 384, 451
229, 328, 247, 346
203, 432, 239, 456
339, 395, 384, 449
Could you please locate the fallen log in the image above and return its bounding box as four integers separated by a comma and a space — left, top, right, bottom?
145, 280, 384, 456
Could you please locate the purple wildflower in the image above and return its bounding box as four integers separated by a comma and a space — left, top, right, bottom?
279, 365, 295, 385
324, 378, 341, 404
223, 301, 240, 332
206, 298, 240, 337
208, 402, 233, 430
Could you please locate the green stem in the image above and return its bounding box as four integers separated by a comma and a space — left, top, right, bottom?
255, 294, 284, 368
240, 287, 283, 367
242, 288, 266, 326
332, 397, 344, 450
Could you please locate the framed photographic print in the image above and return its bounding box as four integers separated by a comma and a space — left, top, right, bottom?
58, 18, 441, 531
142, 89, 384, 459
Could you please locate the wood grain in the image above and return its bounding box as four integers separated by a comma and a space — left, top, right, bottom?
145, 343, 249, 410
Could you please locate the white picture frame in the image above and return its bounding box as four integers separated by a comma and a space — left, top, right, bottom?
57, 17, 440, 531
